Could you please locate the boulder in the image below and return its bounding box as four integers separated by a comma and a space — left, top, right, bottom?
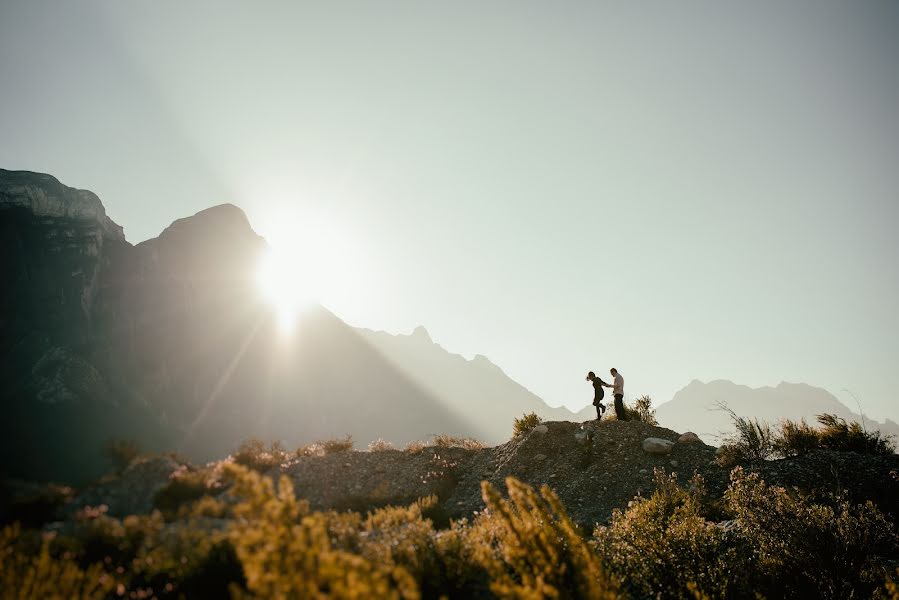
678, 432, 702, 444
64, 456, 181, 517
533, 424, 549, 434
642, 437, 675, 455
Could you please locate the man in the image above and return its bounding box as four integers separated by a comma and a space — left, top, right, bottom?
610, 367, 626, 421
586, 371, 611, 421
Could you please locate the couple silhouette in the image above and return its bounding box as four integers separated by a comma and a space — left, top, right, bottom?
586, 368, 625, 421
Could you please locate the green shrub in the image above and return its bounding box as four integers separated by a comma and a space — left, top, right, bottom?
232, 439, 291, 472
103, 438, 141, 473
725, 466, 898, 599
594, 470, 751, 599
512, 412, 543, 437
625, 395, 658, 425
475, 476, 619, 599
774, 418, 821, 457
0, 524, 115, 600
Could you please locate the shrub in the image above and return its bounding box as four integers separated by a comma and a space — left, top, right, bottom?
475, 476, 618, 599
153, 467, 214, 516
813, 414, 895, 455
232, 439, 291, 472
368, 438, 395, 452
223, 463, 418, 599
403, 440, 427, 454
625, 395, 658, 425
594, 470, 751, 599
103, 438, 141, 473
512, 412, 543, 437
0, 524, 115, 600
2, 482, 73, 529
725, 466, 899, 599
715, 406, 774, 465
432, 434, 486, 450
321, 435, 354, 454
774, 418, 821, 457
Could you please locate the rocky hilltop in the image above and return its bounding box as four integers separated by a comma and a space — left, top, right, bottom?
9, 419, 897, 531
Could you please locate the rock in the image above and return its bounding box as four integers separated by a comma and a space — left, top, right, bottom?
533, 424, 549, 434
574, 430, 593, 445
639, 469, 649, 475
534, 454, 546, 461
678, 432, 702, 444
642, 437, 675, 455
65, 456, 181, 518
670, 460, 679, 467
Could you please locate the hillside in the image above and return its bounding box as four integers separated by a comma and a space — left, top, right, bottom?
657, 379, 899, 444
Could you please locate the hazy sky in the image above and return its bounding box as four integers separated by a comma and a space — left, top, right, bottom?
2, 1, 898, 419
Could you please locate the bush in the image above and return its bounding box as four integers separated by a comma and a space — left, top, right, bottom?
0, 524, 115, 600
625, 395, 658, 425
1, 482, 73, 529
103, 438, 141, 473
715, 406, 775, 466
368, 438, 395, 452
232, 439, 291, 472
774, 418, 821, 457
403, 440, 427, 454
153, 467, 214, 516
321, 435, 354, 454
475, 477, 618, 599
813, 414, 895, 455
512, 412, 543, 437
725, 466, 899, 599
223, 463, 418, 599
432, 434, 486, 450
594, 470, 750, 599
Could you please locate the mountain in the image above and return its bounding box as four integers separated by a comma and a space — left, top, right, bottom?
0, 169, 571, 483
356, 325, 594, 439
656, 379, 899, 443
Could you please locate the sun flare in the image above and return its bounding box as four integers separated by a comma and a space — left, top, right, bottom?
254, 215, 366, 332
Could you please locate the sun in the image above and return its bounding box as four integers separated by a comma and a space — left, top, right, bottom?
256, 244, 319, 330
254, 215, 364, 332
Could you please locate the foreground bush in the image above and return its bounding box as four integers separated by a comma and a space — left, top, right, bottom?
476, 477, 618, 599
594, 471, 749, 599
512, 412, 543, 437
224, 463, 418, 599
0, 525, 114, 600
725, 467, 898, 599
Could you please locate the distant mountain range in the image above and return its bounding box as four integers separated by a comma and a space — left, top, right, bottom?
656, 379, 899, 444
0, 169, 589, 483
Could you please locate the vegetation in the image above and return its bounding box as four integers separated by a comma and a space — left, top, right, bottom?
3, 461, 898, 599
717, 408, 895, 466
624, 395, 658, 425
432, 434, 486, 450
368, 438, 395, 452
232, 438, 291, 472
513, 412, 543, 437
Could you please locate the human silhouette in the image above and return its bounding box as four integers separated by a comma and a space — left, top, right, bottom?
610, 367, 626, 420
586, 371, 612, 421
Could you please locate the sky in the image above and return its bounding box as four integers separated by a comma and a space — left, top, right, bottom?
1, 1, 898, 420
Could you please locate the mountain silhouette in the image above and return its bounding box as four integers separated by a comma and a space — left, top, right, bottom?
0, 169, 570, 483
656, 379, 899, 443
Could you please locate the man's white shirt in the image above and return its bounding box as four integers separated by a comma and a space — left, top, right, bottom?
613, 373, 624, 396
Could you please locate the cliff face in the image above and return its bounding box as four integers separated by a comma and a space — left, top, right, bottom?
0, 170, 480, 483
